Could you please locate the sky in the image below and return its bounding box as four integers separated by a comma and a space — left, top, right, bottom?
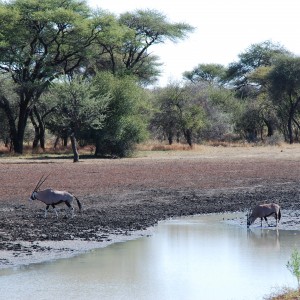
88, 0, 300, 86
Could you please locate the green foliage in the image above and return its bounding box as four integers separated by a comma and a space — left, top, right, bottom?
225, 41, 290, 101
151, 82, 210, 146
150, 81, 244, 145
183, 63, 226, 85
287, 249, 300, 290
0, 0, 97, 81
91, 9, 194, 85
247, 66, 272, 88
92, 72, 149, 157
268, 56, 300, 101
226, 40, 289, 87
150, 86, 181, 144
119, 9, 194, 43
46, 75, 109, 135
197, 86, 241, 140
267, 56, 300, 143
206, 86, 240, 113
234, 101, 264, 141
216, 41, 296, 143
0, 0, 108, 153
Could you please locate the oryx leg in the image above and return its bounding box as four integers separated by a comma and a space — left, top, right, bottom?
64, 201, 74, 217
51, 204, 58, 218
44, 205, 50, 218
263, 216, 270, 227
45, 205, 58, 218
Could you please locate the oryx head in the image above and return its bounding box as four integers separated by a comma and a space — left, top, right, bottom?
29, 174, 50, 201
246, 208, 253, 227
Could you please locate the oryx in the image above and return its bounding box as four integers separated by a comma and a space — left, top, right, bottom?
29, 174, 82, 218
247, 203, 281, 227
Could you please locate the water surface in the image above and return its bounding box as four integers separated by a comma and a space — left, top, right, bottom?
1, 213, 299, 300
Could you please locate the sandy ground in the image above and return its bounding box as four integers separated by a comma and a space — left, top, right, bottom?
0, 144, 300, 269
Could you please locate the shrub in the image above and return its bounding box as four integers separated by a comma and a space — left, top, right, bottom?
287, 249, 300, 291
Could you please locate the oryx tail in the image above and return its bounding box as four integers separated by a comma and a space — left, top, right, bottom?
74, 196, 82, 211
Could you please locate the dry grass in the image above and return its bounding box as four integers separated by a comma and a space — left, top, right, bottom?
136, 142, 194, 151
135, 140, 251, 152
2, 141, 300, 162
0, 144, 95, 157
264, 287, 300, 300
0, 137, 289, 157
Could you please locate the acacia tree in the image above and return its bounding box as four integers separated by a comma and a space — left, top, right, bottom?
91, 72, 149, 157
183, 63, 226, 86
267, 56, 300, 144
92, 9, 194, 85
45, 75, 110, 162
226, 40, 289, 93
151, 85, 183, 144
223, 41, 290, 140
0, 0, 109, 154
151, 82, 207, 146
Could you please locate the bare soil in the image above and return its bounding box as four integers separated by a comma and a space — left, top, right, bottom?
1, 144, 300, 268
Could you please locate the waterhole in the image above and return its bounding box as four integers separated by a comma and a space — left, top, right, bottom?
1, 212, 299, 300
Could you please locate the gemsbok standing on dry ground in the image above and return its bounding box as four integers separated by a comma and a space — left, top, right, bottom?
247, 203, 281, 227
29, 174, 82, 218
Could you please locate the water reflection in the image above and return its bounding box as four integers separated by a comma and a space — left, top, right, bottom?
0, 213, 299, 300
247, 228, 280, 251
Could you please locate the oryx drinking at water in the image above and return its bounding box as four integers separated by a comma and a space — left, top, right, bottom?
29, 174, 82, 218
247, 203, 281, 227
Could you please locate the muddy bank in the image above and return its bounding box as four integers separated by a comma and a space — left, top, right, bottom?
0, 146, 300, 268
1, 182, 300, 269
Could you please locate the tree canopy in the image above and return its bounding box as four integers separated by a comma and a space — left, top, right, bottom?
183, 63, 226, 85
226, 40, 290, 94
1, 1, 300, 155
0, 0, 193, 155
0, 0, 106, 153
90, 9, 194, 84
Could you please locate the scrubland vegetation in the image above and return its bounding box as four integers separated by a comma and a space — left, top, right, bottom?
265, 288, 300, 300
0, 1, 300, 162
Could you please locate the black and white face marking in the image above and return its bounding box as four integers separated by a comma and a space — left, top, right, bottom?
29, 191, 38, 201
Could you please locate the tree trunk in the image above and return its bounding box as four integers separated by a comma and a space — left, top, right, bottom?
53, 136, 60, 149
287, 96, 300, 144
176, 132, 180, 143
63, 135, 68, 147
30, 110, 40, 149
3, 102, 27, 154
167, 130, 173, 145
13, 100, 30, 154
263, 119, 274, 137
0, 96, 19, 153
33, 106, 45, 150
288, 115, 293, 144
4, 137, 9, 148
94, 140, 101, 157
184, 129, 193, 147
70, 133, 79, 162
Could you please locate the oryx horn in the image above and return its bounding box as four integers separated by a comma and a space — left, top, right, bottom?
34, 174, 50, 191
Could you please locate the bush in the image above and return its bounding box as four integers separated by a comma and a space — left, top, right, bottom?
287, 249, 300, 291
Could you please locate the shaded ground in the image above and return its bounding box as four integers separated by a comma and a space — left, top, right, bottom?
0, 145, 300, 268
